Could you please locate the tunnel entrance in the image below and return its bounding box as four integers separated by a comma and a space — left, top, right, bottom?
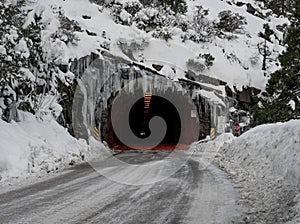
101, 87, 200, 150
129, 96, 181, 146
73, 58, 214, 150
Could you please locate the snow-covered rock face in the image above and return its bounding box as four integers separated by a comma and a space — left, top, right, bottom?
26, 0, 288, 92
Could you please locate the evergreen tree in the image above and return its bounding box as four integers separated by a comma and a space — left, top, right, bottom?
253, 0, 300, 125
140, 0, 187, 14
165, 0, 187, 14
216, 10, 247, 34
0, 1, 66, 116
258, 23, 274, 70
255, 0, 293, 16
20, 11, 55, 112
0, 0, 31, 100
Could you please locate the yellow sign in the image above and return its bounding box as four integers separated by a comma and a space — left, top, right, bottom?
94, 127, 99, 140
210, 128, 216, 139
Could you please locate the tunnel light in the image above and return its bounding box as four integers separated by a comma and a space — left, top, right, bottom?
141, 92, 152, 136
144, 92, 152, 110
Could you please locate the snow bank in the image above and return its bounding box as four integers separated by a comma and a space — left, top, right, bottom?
221, 120, 300, 187
218, 120, 300, 223
191, 133, 234, 162
0, 112, 98, 182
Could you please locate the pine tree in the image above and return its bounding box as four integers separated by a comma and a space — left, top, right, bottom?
140, 0, 187, 14
255, 0, 293, 16
167, 0, 187, 14
0, 1, 60, 114
253, 0, 300, 125
258, 23, 274, 70
21, 12, 53, 111
0, 0, 30, 100
216, 10, 247, 34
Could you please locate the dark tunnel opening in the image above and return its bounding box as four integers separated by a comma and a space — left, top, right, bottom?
128, 96, 181, 146
100, 88, 200, 150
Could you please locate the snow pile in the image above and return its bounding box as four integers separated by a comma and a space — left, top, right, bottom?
0, 112, 100, 182
190, 133, 234, 164
221, 120, 300, 188
218, 120, 300, 223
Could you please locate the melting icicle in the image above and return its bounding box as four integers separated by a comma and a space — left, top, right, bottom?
129, 67, 135, 94
142, 74, 147, 92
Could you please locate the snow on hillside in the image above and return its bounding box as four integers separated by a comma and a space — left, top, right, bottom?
27, 0, 289, 91
216, 120, 300, 223
0, 112, 104, 182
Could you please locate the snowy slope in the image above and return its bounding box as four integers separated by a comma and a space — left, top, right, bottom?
27, 0, 289, 91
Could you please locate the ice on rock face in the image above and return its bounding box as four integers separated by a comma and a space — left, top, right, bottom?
128, 67, 135, 94
76, 58, 228, 139
142, 74, 149, 93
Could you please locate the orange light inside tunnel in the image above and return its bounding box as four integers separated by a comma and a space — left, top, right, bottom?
142, 92, 152, 134
106, 91, 199, 151
144, 92, 152, 109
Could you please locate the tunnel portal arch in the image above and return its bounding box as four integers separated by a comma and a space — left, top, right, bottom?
72, 58, 221, 150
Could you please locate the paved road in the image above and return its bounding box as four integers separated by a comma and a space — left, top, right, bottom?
0, 151, 241, 224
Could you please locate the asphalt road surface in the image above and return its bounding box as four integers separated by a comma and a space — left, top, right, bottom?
0, 151, 241, 224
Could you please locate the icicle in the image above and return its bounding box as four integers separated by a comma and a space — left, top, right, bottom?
129, 67, 135, 94
154, 75, 158, 90
213, 103, 217, 127
142, 74, 147, 92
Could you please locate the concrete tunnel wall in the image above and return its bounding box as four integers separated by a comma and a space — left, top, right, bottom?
72, 56, 214, 149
